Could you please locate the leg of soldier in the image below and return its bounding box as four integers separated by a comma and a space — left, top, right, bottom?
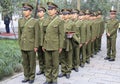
81, 44, 87, 67
91, 41, 94, 57
60, 49, 67, 75
28, 51, 36, 80
86, 43, 89, 62
52, 50, 59, 83
79, 48, 82, 65
94, 39, 97, 55
111, 39, 116, 59
96, 38, 99, 53
37, 46, 45, 73
107, 37, 111, 58
74, 46, 80, 69
66, 49, 73, 74
44, 51, 52, 82
86, 42, 91, 63
21, 50, 30, 80
98, 37, 102, 51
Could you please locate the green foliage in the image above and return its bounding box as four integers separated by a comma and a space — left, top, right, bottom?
0, 39, 22, 80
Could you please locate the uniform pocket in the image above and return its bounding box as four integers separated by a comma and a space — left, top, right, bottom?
28, 26, 34, 32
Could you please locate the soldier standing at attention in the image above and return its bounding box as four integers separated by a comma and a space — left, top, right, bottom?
104, 6, 119, 61
42, 2, 64, 84
18, 3, 39, 84
36, 6, 46, 75
97, 10, 105, 52
58, 9, 74, 79
71, 9, 80, 72
84, 10, 92, 64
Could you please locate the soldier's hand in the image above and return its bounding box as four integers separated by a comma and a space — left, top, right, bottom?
59, 48, 62, 53
85, 42, 88, 45
79, 44, 82, 48
42, 47, 46, 52
107, 33, 110, 37
34, 48, 38, 52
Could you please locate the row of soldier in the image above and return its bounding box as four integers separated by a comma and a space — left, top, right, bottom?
18, 2, 119, 84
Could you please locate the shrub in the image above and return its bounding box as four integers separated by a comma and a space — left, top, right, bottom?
0, 39, 22, 80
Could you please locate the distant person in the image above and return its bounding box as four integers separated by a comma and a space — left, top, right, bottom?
104, 6, 119, 61
4, 15, 10, 33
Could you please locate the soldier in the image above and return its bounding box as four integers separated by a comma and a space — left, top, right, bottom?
71, 9, 80, 72
36, 6, 46, 75
80, 10, 88, 67
78, 11, 85, 66
97, 10, 105, 52
42, 2, 64, 84
90, 12, 98, 58
84, 9, 92, 64
58, 9, 74, 79
104, 6, 119, 61
18, 3, 39, 84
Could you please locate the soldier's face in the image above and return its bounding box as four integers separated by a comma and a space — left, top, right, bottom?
37, 11, 45, 18
48, 9, 57, 16
72, 13, 78, 19
63, 14, 69, 20
110, 14, 116, 19
23, 10, 32, 17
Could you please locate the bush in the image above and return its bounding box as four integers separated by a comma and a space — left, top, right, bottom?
0, 39, 22, 80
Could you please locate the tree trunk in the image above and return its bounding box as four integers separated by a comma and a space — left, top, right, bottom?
77, 0, 80, 10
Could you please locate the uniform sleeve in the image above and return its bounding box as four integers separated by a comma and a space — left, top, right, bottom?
58, 20, 64, 48
72, 22, 80, 44
109, 20, 119, 36
34, 20, 39, 48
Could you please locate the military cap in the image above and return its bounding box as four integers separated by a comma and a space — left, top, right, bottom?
37, 6, 46, 12
71, 9, 79, 14
110, 6, 117, 15
22, 2, 33, 11
93, 11, 98, 16
79, 10, 85, 16
85, 9, 91, 15
110, 6, 116, 12
61, 9, 71, 15
97, 10, 102, 15
47, 2, 58, 10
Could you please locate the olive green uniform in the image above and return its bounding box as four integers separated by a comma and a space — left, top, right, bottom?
18, 17, 39, 80
37, 18, 46, 73
86, 20, 92, 62
80, 20, 87, 65
91, 20, 97, 56
106, 18, 119, 59
60, 19, 74, 75
98, 18, 105, 51
94, 19, 101, 54
72, 19, 80, 69
43, 16, 64, 82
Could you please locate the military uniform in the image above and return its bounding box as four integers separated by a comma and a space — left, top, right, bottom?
86, 20, 92, 63
71, 9, 80, 71
106, 18, 119, 60
104, 7, 119, 61
36, 6, 46, 75
18, 3, 39, 83
80, 19, 87, 67
43, 2, 64, 84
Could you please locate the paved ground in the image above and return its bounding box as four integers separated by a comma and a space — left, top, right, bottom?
0, 16, 120, 84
